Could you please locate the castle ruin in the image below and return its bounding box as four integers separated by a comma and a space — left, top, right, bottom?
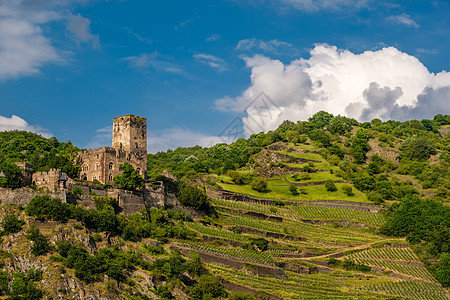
75, 114, 147, 184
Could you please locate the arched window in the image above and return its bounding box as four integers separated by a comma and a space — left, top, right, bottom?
93, 175, 96, 181
135, 142, 139, 149
82, 164, 89, 171
108, 162, 114, 170
136, 168, 141, 175
96, 163, 100, 170
108, 174, 112, 181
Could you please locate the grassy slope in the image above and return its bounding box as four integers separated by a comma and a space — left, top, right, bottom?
196, 142, 449, 299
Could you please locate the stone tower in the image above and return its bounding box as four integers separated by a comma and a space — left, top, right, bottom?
75, 114, 148, 184
112, 114, 147, 156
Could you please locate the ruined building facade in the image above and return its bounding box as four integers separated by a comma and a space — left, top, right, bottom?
75, 114, 147, 184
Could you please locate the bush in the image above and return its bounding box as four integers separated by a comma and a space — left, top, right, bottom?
249, 238, 268, 251
289, 185, 299, 196
189, 275, 227, 300
177, 184, 210, 210
325, 180, 337, 192
9, 269, 44, 299
367, 191, 384, 204
25, 195, 71, 222
342, 185, 354, 196
71, 186, 83, 195
1, 214, 25, 235
250, 177, 268, 193
27, 226, 50, 256
113, 162, 145, 191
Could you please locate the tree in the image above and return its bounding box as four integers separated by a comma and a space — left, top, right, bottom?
250, 177, 268, 193
114, 162, 145, 191
400, 135, 437, 161
177, 184, 210, 210
289, 184, 299, 196
325, 180, 337, 192
1, 214, 25, 235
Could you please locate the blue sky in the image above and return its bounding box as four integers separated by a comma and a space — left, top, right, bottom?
0, 0, 449, 152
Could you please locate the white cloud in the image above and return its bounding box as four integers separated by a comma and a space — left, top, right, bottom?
85, 125, 112, 149
66, 13, 100, 49
0, 0, 94, 80
123, 52, 185, 75
387, 13, 419, 28
215, 44, 450, 135
148, 128, 229, 153
206, 34, 220, 42
0, 2, 61, 79
193, 53, 227, 72
0, 115, 52, 138
236, 38, 293, 54
280, 0, 370, 12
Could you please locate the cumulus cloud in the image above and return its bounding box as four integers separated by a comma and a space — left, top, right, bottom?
0, 115, 52, 137
236, 38, 293, 54
0, 2, 61, 79
215, 44, 450, 135
148, 128, 229, 153
387, 13, 419, 28
0, 0, 93, 80
66, 13, 100, 49
193, 54, 227, 72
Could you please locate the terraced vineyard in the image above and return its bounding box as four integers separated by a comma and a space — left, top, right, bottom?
363, 280, 449, 300
195, 142, 450, 299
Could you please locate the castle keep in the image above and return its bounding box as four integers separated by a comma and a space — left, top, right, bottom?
75, 114, 147, 184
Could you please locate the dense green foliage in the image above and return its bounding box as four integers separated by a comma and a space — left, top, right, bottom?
25, 195, 71, 222
56, 242, 137, 283
176, 184, 211, 211
27, 226, 50, 256
381, 197, 450, 286
250, 177, 268, 193
113, 162, 145, 191
1, 214, 25, 235
0, 131, 80, 188
24, 195, 192, 243
8, 268, 43, 300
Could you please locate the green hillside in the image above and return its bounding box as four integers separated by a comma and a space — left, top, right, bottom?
0, 112, 448, 299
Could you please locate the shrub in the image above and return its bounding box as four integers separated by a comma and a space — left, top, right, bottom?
367, 191, 384, 204
289, 185, 299, 196
1, 214, 25, 235
249, 238, 268, 251
71, 186, 83, 195
325, 180, 337, 192
342, 185, 354, 196
25, 195, 71, 223
177, 184, 210, 210
27, 226, 50, 256
189, 275, 227, 300
250, 177, 268, 193
113, 162, 145, 191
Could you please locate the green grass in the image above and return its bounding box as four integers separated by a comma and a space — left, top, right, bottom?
217, 181, 370, 203
275, 150, 324, 161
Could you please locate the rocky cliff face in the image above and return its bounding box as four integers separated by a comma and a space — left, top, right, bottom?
0, 206, 163, 299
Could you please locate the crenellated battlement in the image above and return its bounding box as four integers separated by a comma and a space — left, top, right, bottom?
74, 114, 147, 184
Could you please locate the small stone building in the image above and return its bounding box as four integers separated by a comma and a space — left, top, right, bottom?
32, 169, 73, 192
14, 162, 33, 186
74, 114, 148, 184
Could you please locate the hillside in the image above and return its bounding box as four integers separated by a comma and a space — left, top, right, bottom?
0, 112, 448, 299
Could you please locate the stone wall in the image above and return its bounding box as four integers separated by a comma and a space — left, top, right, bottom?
0, 184, 168, 215
0, 187, 65, 206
